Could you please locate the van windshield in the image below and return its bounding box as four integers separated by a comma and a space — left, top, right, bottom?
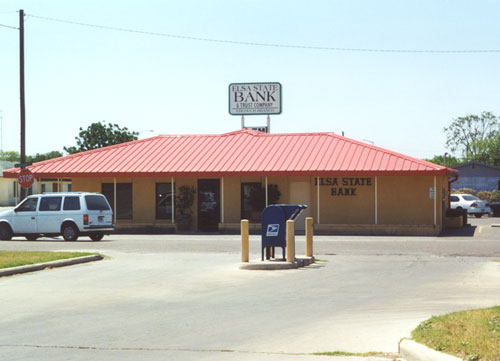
85, 195, 111, 211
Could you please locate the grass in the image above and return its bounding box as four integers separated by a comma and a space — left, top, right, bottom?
412, 306, 500, 361
0, 251, 100, 269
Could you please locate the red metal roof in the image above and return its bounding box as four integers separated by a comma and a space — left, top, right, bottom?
3, 129, 457, 178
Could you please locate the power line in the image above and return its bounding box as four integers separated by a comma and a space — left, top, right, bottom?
0, 23, 18, 30
25, 13, 500, 54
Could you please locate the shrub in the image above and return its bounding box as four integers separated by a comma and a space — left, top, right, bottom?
489, 190, 500, 202
476, 191, 491, 201
458, 188, 477, 196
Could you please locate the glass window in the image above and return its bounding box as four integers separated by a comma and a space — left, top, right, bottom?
16, 197, 38, 212
156, 183, 175, 220
450, 196, 459, 202
241, 183, 265, 222
102, 183, 132, 219
39, 197, 62, 212
463, 195, 479, 201
63, 196, 81, 211
85, 195, 110, 211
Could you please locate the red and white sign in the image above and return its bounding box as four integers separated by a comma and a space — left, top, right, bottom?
18, 168, 34, 189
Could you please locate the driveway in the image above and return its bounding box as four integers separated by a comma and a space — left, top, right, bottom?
1, 218, 500, 360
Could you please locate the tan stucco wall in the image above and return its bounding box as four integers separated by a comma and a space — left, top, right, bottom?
71, 174, 449, 235
313, 176, 375, 224
378, 175, 445, 226
223, 177, 240, 223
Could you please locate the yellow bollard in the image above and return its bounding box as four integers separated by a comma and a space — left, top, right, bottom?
286, 220, 295, 263
241, 219, 249, 262
305, 217, 313, 257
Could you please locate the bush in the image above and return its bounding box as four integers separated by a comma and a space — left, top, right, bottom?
476, 191, 491, 201
457, 188, 477, 196
451, 189, 500, 202
489, 190, 500, 202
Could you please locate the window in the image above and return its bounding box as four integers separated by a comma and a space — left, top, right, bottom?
463, 195, 478, 201
241, 183, 265, 222
102, 183, 132, 219
85, 195, 110, 211
156, 183, 175, 220
39, 197, 62, 211
16, 197, 38, 212
41, 184, 46, 193
450, 196, 459, 202
63, 196, 81, 211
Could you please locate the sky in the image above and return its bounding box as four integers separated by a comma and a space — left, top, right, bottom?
0, 0, 499, 160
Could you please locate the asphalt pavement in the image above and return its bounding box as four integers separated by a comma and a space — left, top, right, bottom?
0, 217, 499, 360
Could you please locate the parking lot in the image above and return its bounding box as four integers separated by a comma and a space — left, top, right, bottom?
1, 217, 500, 361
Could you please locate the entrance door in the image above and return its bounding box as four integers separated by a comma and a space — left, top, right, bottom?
289, 181, 311, 231
198, 179, 220, 232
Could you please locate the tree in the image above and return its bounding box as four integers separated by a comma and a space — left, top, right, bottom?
469, 134, 500, 165
0, 151, 21, 162
424, 154, 460, 167
444, 112, 499, 160
64, 121, 139, 154
0, 150, 63, 163
27, 151, 63, 163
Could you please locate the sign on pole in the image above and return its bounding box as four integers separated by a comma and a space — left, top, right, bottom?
229, 82, 282, 116
18, 168, 34, 189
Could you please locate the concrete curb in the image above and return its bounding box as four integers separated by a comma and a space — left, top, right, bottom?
0, 255, 104, 277
400, 339, 462, 361
239, 256, 315, 270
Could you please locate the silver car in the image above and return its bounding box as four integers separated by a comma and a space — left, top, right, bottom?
0, 192, 114, 241
450, 193, 491, 218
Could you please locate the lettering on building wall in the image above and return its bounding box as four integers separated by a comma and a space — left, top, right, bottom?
315, 177, 373, 197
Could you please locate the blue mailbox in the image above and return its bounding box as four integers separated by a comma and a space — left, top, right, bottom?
261, 204, 308, 260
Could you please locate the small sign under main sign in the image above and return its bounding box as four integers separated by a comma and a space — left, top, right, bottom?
229, 82, 282, 116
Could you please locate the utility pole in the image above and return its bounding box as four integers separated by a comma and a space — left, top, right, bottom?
19, 9, 27, 200
0, 110, 3, 152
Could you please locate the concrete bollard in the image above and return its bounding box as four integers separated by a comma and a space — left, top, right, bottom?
241, 219, 249, 262
305, 217, 313, 257
286, 220, 295, 263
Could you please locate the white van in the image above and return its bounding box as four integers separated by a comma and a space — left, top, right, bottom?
0, 192, 114, 241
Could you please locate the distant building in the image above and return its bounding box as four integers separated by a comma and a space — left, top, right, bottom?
0, 159, 72, 206
0, 161, 17, 206
452, 161, 500, 192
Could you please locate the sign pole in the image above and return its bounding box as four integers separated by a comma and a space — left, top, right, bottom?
267, 115, 270, 133
19, 9, 27, 201
241, 115, 245, 129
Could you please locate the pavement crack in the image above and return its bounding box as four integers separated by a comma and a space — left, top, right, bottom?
0, 344, 399, 358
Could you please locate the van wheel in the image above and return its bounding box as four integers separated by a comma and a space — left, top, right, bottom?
26, 234, 39, 241
89, 233, 104, 242
0, 224, 12, 240
62, 224, 79, 241
475, 214, 483, 218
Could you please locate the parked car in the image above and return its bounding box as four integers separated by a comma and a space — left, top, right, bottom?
488, 202, 500, 217
450, 193, 491, 218
0, 192, 114, 241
